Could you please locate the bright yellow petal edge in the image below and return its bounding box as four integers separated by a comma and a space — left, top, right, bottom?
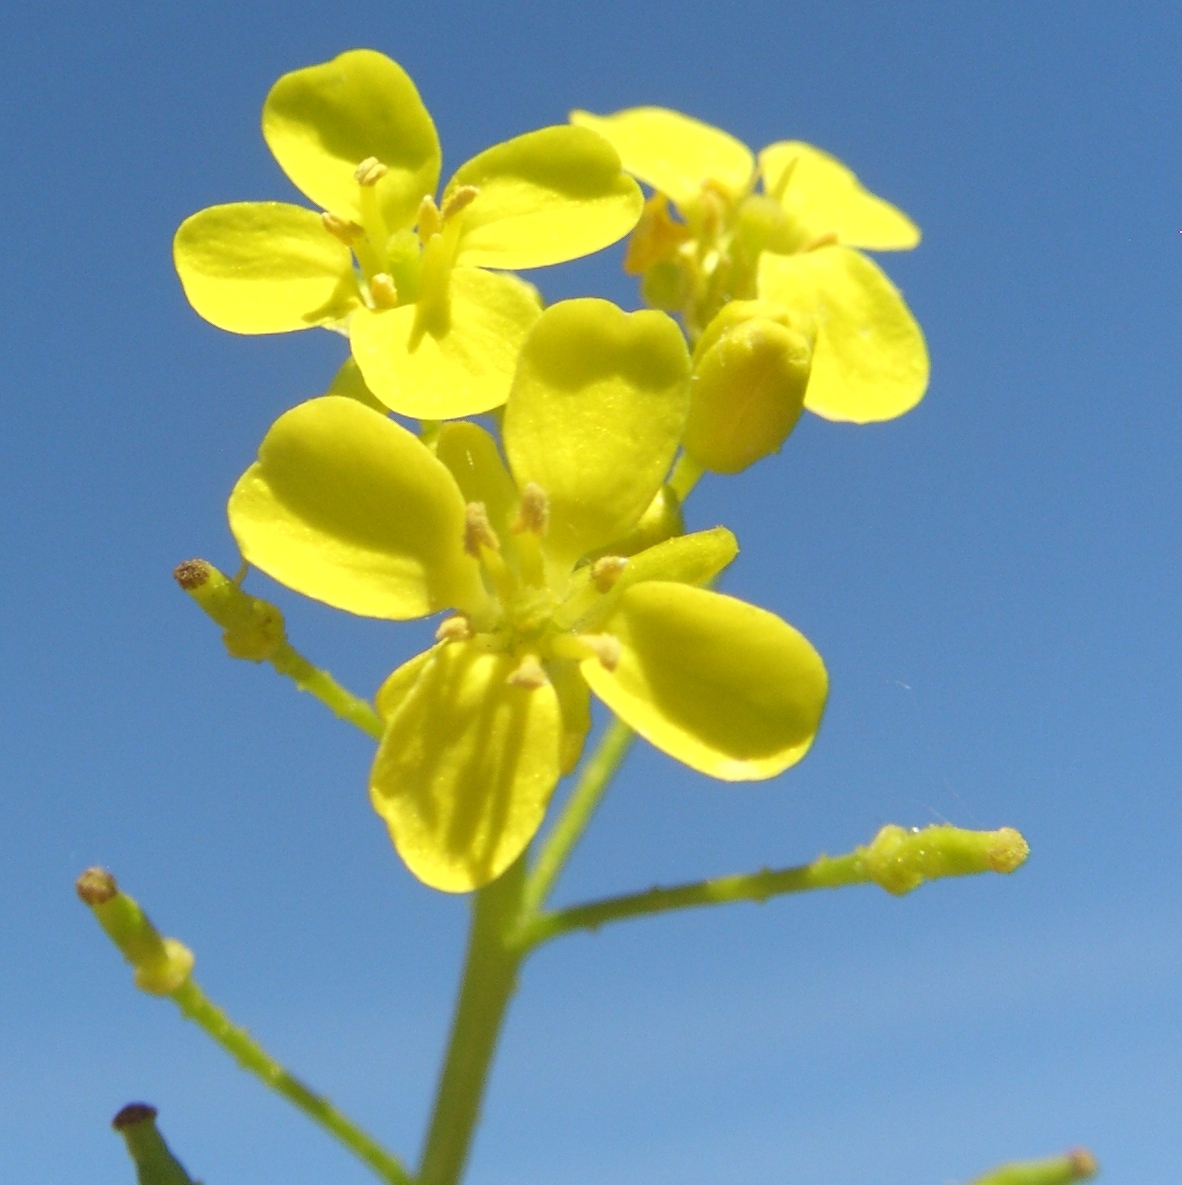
582, 582, 828, 780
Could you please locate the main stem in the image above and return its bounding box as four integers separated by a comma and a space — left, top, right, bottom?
417, 856, 528, 1185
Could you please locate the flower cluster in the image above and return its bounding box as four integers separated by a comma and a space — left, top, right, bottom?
176, 49, 929, 892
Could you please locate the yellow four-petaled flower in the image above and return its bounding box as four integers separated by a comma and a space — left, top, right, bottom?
571, 106, 930, 424
174, 50, 644, 418
228, 300, 829, 891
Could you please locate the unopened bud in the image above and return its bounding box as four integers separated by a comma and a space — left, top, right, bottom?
507, 653, 549, 689
321, 211, 363, 244
590, 555, 628, 593
369, 272, 399, 308
685, 303, 814, 475
967, 1148, 1098, 1185
862, 823, 1030, 897
354, 156, 388, 186
441, 184, 480, 221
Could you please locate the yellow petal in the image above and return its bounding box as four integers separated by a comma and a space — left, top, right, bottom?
685, 314, 813, 474
758, 246, 928, 423
547, 658, 592, 774
370, 640, 562, 892
263, 49, 441, 231
502, 299, 690, 580
228, 396, 486, 619
350, 267, 542, 418
448, 126, 642, 269
375, 647, 436, 722
759, 141, 920, 250
581, 583, 827, 780
434, 421, 519, 544
564, 526, 739, 631
173, 202, 358, 334
571, 107, 754, 208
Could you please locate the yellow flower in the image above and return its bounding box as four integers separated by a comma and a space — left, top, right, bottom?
569, 106, 928, 423
174, 50, 644, 419
227, 299, 828, 892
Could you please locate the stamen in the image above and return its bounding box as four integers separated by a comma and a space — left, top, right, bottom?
441, 185, 480, 221
321, 211, 363, 244
590, 555, 628, 593
506, 653, 549, 690
511, 483, 549, 536
582, 633, 621, 671
369, 273, 399, 308
417, 195, 442, 240
463, 502, 499, 559
547, 632, 622, 672
435, 615, 473, 644
354, 157, 388, 187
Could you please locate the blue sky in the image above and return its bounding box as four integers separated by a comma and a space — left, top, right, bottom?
2, 1, 1180, 1182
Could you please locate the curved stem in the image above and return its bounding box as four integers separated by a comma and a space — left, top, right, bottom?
519, 717, 635, 918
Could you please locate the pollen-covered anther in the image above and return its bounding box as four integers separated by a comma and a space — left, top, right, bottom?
354, 156, 388, 186
441, 185, 480, 221
511, 482, 549, 536
435, 615, 474, 644
590, 555, 628, 593
463, 502, 500, 558
506, 653, 549, 690
321, 211, 363, 244
581, 633, 621, 672
417, 195, 442, 240
369, 273, 399, 308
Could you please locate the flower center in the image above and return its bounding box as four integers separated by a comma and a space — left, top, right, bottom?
445, 488, 624, 686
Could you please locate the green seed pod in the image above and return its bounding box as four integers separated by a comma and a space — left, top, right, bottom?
685, 303, 814, 474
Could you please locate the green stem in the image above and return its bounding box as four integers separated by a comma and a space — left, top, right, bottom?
170, 980, 412, 1185
417, 857, 529, 1185
514, 823, 1031, 950
517, 852, 866, 949
519, 717, 635, 917
268, 642, 383, 739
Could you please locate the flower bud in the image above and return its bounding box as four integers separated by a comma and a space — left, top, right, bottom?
684, 302, 814, 474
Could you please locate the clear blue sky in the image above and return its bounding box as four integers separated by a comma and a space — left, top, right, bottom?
2, 2, 1180, 1182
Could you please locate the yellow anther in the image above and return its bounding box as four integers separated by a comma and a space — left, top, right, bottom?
590, 555, 628, 593
417, 194, 442, 240
354, 156, 388, 186
435, 615, 474, 644
369, 273, 399, 308
321, 211, 363, 244
506, 653, 549, 690
548, 632, 621, 671
441, 184, 480, 221
511, 482, 549, 536
582, 633, 621, 671
463, 502, 500, 558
